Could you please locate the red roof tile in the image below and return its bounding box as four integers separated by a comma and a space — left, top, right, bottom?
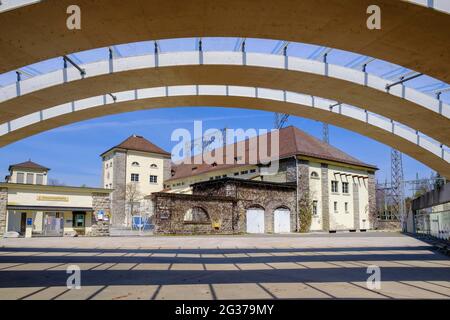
9, 160, 49, 171
167, 126, 376, 181
101, 135, 170, 157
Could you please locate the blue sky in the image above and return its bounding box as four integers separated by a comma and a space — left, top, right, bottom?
0, 106, 434, 192
0, 37, 446, 192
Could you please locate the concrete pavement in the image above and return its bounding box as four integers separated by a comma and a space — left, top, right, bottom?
0, 232, 449, 300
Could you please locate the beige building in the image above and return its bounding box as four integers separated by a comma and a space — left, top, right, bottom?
0, 161, 111, 237
164, 126, 377, 232
101, 135, 171, 227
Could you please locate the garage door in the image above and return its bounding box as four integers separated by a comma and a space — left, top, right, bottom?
274, 208, 291, 233
246, 208, 265, 233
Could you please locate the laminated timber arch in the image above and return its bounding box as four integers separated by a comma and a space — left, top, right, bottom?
1, 51, 449, 146
0, 0, 449, 84
1, 85, 449, 178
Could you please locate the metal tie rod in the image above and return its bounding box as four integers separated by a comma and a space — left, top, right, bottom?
385, 73, 423, 90
63, 55, 86, 76
108, 93, 117, 102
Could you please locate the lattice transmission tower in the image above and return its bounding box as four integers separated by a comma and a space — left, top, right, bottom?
274, 113, 290, 129
390, 148, 405, 224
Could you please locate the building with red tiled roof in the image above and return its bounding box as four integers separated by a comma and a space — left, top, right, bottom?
100, 135, 171, 227
167, 126, 376, 184
100, 135, 171, 157
6, 160, 50, 185
162, 126, 377, 233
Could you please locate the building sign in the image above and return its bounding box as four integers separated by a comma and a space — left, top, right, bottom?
37, 195, 69, 202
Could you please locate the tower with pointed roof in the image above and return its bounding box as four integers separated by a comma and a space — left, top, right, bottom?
100, 134, 171, 227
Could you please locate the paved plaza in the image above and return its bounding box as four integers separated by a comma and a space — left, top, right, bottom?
0, 232, 449, 300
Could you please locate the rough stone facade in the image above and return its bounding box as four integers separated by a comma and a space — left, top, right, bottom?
353, 182, 360, 230
153, 179, 297, 234
111, 150, 126, 227
152, 193, 236, 234
90, 192, 111, 236
296, 160, 310, 231
321, 164, 330, 231
163, 158, 172, 182
234, 183, 296, 233
368, 171, 377, 229
0, 188, 7, 236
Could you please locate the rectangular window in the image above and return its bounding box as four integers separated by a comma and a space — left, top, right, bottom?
312, 201, 318, 216
36, 174, 43, 185
131, 173, 139, 182
241, 170, 248, 175
234, 172, 239, 176
26, 173, 34, 184
250, 169, 256, 173
345, 202, 349, 212
342, 182, 349, 194
16, 172, 24, 184
334, 201, 338, 212
331, 181, 339, 193
149, 175, 158, 183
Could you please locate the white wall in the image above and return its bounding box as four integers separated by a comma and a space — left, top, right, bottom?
309, 162, 323, 231
7, 188, 93, 208
125, 151, 167, 196
327, 165, 369, 231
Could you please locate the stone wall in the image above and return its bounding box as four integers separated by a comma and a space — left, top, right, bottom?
297, 160, 310, 232
0, 188, 7, 236
90, 192, 111, 236
152, 193, 236, 234
376, 220, 401, 231
163, 158, 172, 182
321, 164, 330, 231
190, 178, 296, 233
368, 171, 377, 229
235, 183, 296, 233
111, 151, 127, 227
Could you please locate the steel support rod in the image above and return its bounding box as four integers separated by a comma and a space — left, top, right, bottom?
386, 73, 422, 90
63, 55, 86, 76
108, 93, 117, 102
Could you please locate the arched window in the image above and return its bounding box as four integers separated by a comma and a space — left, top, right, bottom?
150, 164, 158, 169
131, 161, 140, 167
184, 207, 209, 223
310, 171, 320, 179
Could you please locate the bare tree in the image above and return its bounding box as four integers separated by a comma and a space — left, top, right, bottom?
125, 182, 143, 227
48, 178, 66, 186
